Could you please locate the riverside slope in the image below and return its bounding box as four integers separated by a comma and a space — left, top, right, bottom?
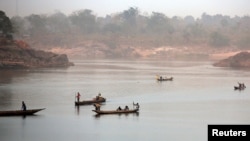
213, 51, 250, 68
0, 44, 74, 69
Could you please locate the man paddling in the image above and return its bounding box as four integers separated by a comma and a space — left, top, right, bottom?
22, 101, 27, 111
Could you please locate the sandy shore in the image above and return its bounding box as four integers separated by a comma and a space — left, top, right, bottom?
45, 45, 249, 61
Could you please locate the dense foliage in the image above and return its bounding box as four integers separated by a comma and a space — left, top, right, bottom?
0, 11, 13, 39
9, 7, 250, 49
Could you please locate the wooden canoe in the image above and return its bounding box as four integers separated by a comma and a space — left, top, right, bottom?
0, 108, 45, 116
75, 97, 106, 106
157, 77, 173, 81
234, 86, 245, 90
92, 108, 139, 115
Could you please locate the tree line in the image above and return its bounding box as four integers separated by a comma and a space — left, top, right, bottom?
2, 7, 250, 49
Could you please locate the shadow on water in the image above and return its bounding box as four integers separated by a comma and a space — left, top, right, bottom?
0, 69, 29, 84
21, 114, 40, 119
0, 69, 30, 108
0, 114, 41, 119
75, 105, 80, 115
0, 89, 14, 108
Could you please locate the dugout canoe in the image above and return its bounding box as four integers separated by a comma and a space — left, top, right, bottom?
92, 108, 139, 115
234, 86, 246, 90
157, 77, 173, 81
75, 97, 106, 106
0, 108, 45, 116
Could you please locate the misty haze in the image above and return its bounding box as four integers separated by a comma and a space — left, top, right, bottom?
6, 7, 250, 60
0, 1, 250, 141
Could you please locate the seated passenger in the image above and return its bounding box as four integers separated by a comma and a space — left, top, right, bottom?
96, 93, 102, 100
117, 106, 122, 111
124, 105, 129, 110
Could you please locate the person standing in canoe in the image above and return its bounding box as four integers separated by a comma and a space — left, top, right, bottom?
22, 101, 27, 111
76, 92, 81, 102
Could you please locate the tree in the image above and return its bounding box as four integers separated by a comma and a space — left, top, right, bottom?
122, 7, 138, 26
69, 9, 97, 34
26, 14, 47, 36
0, 11, 13, 39
11, 16, 25, 37
184, 15, 195, 25
147, 12, 166, 32
119, 7, 139, 35
47, 11, 70, 34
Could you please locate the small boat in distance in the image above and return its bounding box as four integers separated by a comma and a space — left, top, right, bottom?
234, 82, 246, 90
0, 108, 45, 116
75, 93, 106, 106
156, 75, 173, 81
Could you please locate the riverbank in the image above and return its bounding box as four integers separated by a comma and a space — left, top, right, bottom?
46, 44, 247, 61
0, 43, 74, 69
213, 51, 250, 68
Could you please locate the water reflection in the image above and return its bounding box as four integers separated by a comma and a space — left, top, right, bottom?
0, 89, 14, 108
0, 69, 29, 84
75, 105, 80, 115
0, 69, 29, 109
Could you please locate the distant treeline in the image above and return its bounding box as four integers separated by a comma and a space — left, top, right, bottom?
9, 7, 250, 49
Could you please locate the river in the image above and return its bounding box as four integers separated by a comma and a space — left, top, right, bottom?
0, 60, 250, 141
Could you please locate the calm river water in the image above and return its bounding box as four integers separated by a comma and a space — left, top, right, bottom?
0, 60, 250, 141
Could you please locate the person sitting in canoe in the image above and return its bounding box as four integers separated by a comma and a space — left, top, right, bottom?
124, 105, 129, 111
22, 101, 27, 111
96, 93, 102, 100
241, 83, 246, 89
237, 82, 246, 90
159, 76, 163, 81
116, 106, 122, 111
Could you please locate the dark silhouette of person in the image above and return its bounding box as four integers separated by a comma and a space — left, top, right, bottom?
124, 105, 129, 110
96, 93, 102, 100
22, 101, 27, 111
76, 92, 81, 102
242, 83, 246, 88
133, 102, 140, 109
117, 106, 122, 111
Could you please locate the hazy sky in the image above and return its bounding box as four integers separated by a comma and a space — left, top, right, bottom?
0, 0, 249, 18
